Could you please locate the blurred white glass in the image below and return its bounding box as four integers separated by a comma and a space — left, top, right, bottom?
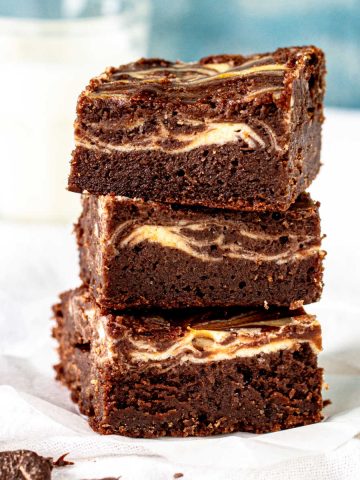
0, 0, 150, 222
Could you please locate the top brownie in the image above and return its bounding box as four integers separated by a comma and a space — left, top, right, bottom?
69, 46, 325, 211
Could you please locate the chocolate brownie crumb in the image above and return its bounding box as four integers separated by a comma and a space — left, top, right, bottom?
53, 453, 74, 467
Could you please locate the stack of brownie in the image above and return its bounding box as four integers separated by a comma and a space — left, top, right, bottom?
53, 45, 326, 437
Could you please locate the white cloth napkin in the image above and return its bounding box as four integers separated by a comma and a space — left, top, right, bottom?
1, 108, 360, 479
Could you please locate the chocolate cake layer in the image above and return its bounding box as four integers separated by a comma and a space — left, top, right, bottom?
76, 192, 325, 310
69, 46, 325, 211
53, 286, 323, 438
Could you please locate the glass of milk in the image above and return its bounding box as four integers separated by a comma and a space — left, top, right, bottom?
0, 0, 150, 222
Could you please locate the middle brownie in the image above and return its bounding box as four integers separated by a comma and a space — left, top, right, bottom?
77, 193, 324, 310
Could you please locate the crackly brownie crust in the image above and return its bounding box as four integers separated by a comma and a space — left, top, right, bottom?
53, 286, 323, 438
76, 192, 325, 310
69, 46, 325, 211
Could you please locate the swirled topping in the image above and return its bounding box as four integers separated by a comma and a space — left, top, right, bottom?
93, 195, 321, 266
77, 292, 321, 366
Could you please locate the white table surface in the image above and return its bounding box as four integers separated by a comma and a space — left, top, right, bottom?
0, 108, 360, 479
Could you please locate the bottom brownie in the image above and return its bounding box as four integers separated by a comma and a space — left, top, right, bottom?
53, 286, 324, 438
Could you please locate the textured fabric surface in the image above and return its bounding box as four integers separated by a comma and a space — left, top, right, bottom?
0, 108, 360, 478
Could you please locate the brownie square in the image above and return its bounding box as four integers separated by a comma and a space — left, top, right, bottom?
53, 286, 324, 438
69, 46, 325, 211
76, 192, 324, 310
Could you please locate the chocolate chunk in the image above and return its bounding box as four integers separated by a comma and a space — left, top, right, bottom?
0, 450, 53, 480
